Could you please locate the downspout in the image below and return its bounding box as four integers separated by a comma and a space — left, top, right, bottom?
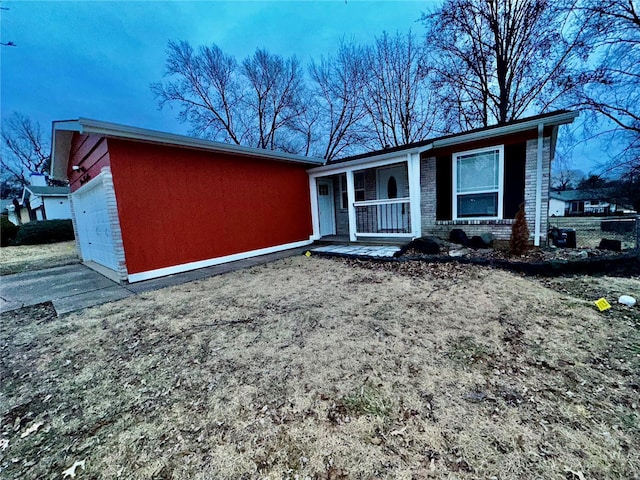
534, 123, 544, 246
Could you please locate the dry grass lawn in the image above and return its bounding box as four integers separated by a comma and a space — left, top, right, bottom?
0, 241, 80, 275
1, 256, 639, 479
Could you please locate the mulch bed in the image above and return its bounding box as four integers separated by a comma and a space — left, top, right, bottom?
315, 245, 640, 277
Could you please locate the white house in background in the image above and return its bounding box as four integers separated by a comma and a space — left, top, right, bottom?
4, 173, 72, 224
549, 188, 634, 216
21, 185, 72, 221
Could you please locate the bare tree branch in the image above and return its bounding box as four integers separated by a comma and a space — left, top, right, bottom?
1, 112, 51, 194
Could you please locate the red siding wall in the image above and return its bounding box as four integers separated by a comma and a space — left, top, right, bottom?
67, 133, 111, 191
107, 139, 312, 275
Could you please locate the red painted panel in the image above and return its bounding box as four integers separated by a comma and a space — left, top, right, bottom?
68, 133, 111, 191
107, 139, 313, 274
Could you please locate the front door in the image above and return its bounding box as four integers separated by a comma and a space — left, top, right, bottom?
317, 178, 336, 236
377, 165, 409, 233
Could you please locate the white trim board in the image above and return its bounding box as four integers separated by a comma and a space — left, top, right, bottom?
127, 238, 314, 283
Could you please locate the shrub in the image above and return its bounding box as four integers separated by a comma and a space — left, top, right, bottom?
1, 216, 20, 247
15, 220, 75, 245
510, 203, 530, 256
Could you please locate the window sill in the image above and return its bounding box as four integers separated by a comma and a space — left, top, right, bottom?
436, 219, 514, 225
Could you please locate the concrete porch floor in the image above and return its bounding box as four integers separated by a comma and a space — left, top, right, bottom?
311, 244, 401, 258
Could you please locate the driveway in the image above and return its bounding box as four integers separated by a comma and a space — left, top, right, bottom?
0, 264, 132, 316
0, 247, 310, 316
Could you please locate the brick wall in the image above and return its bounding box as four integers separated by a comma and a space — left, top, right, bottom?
101, 168, 129, 281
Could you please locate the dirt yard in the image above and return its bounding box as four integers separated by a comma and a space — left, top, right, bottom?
1, 255, 639, 479
0, 241, 80, 275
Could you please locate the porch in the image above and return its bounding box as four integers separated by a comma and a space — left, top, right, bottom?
308, 153, 421, 242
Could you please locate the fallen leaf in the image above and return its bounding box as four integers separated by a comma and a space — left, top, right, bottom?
62, 459, 86, 478
20, 421, 43, 438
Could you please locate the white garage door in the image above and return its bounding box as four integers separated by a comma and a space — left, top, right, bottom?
72, 177, 119, 271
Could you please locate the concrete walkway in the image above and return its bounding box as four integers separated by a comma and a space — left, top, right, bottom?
0, 247, 309, 316
312, 244, 401, 258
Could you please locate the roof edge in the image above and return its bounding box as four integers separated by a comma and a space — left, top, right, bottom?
327, 110, 579, 167
78, 118, 324, 165
50, 118, 325, 181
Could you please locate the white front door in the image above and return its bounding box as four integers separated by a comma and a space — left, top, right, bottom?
317, 178, 336, 237
377, 165, 409, 233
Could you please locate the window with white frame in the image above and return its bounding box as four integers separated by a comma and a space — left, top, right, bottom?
453, 146, 503, 219
339, 172, 366, 209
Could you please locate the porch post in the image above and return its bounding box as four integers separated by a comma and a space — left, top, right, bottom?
309, 176, 320, 240
346, 170, 357, 241
407, 153, 422, 238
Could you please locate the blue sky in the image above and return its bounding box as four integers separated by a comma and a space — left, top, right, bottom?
1, 1, 431, 133
0, 0, 606, 173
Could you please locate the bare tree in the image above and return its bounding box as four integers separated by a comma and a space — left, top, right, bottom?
576, 0, 639, 173
0, 113, 50, 193
309, 40, 369, 160
551, 155, 585, 190
241, 49, 305, 151
423, 0, 593, 130
152, 41, 308, 153
363, 31, 441, 148
151, 41, 243, 144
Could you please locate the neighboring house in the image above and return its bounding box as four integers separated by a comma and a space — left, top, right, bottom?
21, 185, 72, 221
308, 110, 578, 247
3, 173, 72, 225
50, 111, 576, 283
50, 118, 323, 283
549, 189, 634, 216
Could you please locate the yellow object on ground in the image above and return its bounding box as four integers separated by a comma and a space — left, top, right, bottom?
594, 298, 612, 311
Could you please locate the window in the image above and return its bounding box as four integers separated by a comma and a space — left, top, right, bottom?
453, 146, 503, 219
340, 172, 366, 209
355, 172, 365, 202
387, 176, 397, 198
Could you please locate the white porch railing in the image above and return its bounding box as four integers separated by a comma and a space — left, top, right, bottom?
354, 198, 412, 237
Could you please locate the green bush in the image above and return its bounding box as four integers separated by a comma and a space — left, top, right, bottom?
14, 220, 75, 245
1, 216, 20, 247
